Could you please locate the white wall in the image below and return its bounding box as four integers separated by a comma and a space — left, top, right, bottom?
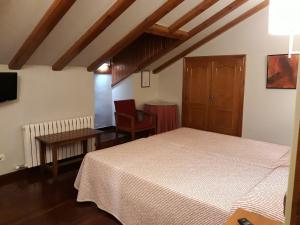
0, 65, 94, 175
94, 74, 113, 128
157, 9, 298, 146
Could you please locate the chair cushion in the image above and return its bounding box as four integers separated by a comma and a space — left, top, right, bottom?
135, 120, 153, 130
117, 118, 153, 130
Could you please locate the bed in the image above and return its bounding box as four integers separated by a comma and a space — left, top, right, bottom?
74, 128, 289, 225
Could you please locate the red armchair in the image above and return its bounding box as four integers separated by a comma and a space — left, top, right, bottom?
114, 99, 156, 140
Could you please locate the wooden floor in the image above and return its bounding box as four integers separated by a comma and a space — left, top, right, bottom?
0, 130, 126, 225
0, 164, 122, 225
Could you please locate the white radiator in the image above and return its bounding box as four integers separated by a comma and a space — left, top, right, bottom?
22, 116, 95, 168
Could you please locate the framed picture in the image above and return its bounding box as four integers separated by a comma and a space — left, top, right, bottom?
141, 70, 150, 88
267, 54, 299, 89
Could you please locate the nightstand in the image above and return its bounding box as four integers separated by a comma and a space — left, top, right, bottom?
224, 208, 284, 225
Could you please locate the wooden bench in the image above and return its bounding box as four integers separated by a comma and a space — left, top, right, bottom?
36, 128, 102, 177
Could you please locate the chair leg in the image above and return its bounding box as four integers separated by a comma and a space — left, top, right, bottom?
115, 129, 119, 144
131, 131, 135, 141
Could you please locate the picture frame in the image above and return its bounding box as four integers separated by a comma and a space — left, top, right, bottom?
141, 70, 150, 88
266, 54, 299, 89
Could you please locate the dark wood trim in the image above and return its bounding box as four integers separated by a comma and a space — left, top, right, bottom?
87, 0, 184, 72
153, 0, 269, 74
110, 33, 179, 86
52, 0, 135, 71
146, 24, 189, 40
8, 0, 76, 70
169, 0, 219, 32
291, 123, 300, 225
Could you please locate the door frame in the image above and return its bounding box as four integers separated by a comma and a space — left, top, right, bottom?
182, 55, 246, 137
290, 124, 300, 224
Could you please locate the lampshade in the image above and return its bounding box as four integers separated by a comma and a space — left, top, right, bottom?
269, 0, 300, 35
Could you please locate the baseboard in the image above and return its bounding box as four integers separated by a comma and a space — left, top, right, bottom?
0, 155, 83, 185
0, 167, 39, 185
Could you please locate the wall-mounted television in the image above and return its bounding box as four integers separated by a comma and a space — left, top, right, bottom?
0, 72, 18, 103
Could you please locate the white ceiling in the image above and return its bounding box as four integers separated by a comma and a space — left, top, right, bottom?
0, 0, 266, 70
0, 0, 52, 64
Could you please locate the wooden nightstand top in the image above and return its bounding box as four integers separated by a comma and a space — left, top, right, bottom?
224, 208, 284, 225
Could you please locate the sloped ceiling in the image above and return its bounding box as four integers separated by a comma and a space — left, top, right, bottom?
0, 0, 53, 64
148, 0, 265, 70
0, 0, 266, 72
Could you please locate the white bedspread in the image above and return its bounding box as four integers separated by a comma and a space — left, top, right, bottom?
75, 128, 289, 225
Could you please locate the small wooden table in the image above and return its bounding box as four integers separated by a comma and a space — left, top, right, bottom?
36, 128, 102, 177
224, 208, 284, 225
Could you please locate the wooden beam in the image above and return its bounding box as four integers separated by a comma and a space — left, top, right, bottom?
188, 0, 249, 36
52, 0, 135, 71
8, 0, 76, 70
153, 0, 269, 74
145, 24, 189, 40
133, 0, 249, 74
87, 0, 184, 72
169, 0, 219, 33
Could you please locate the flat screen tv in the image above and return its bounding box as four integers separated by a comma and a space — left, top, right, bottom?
0, 72, 18, 103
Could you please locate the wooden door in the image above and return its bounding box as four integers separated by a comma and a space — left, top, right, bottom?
182, 55, 245, 137
182, 58, 211, 130
208, 56, 245, 136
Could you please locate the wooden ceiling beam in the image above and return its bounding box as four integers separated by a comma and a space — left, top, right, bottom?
169, 0, 219, 33
8, 0, 76, 70
133, 0, 248, 74
188, 0, 249, 36
52, 0, 135, 71
152, 0, 269, 74
145, 24, 189, 40
87, 0, 184, 72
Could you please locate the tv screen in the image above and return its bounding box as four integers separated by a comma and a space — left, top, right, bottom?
0, 72, 18, 102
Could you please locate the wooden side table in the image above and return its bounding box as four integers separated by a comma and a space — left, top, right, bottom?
36, 128, 102, 177
224, 208, 284, 225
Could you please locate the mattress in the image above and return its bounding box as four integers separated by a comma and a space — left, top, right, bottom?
74, 128, 289, 225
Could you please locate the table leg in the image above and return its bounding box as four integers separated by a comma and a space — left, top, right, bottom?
82, 140, 88, 154
52, 145, 58, 177
40, 142, 46, 172
95, 134, 101, 150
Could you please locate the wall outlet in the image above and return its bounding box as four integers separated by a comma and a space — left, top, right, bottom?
0, 154, 5, 161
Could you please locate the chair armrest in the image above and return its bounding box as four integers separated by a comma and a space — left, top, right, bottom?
136, 110, 154, 116
114, 112, 135, 128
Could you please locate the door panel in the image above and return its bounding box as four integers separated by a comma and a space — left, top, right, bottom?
183, 103, 207, 129
208, 56, 245, 136
182, 58, 210, 130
